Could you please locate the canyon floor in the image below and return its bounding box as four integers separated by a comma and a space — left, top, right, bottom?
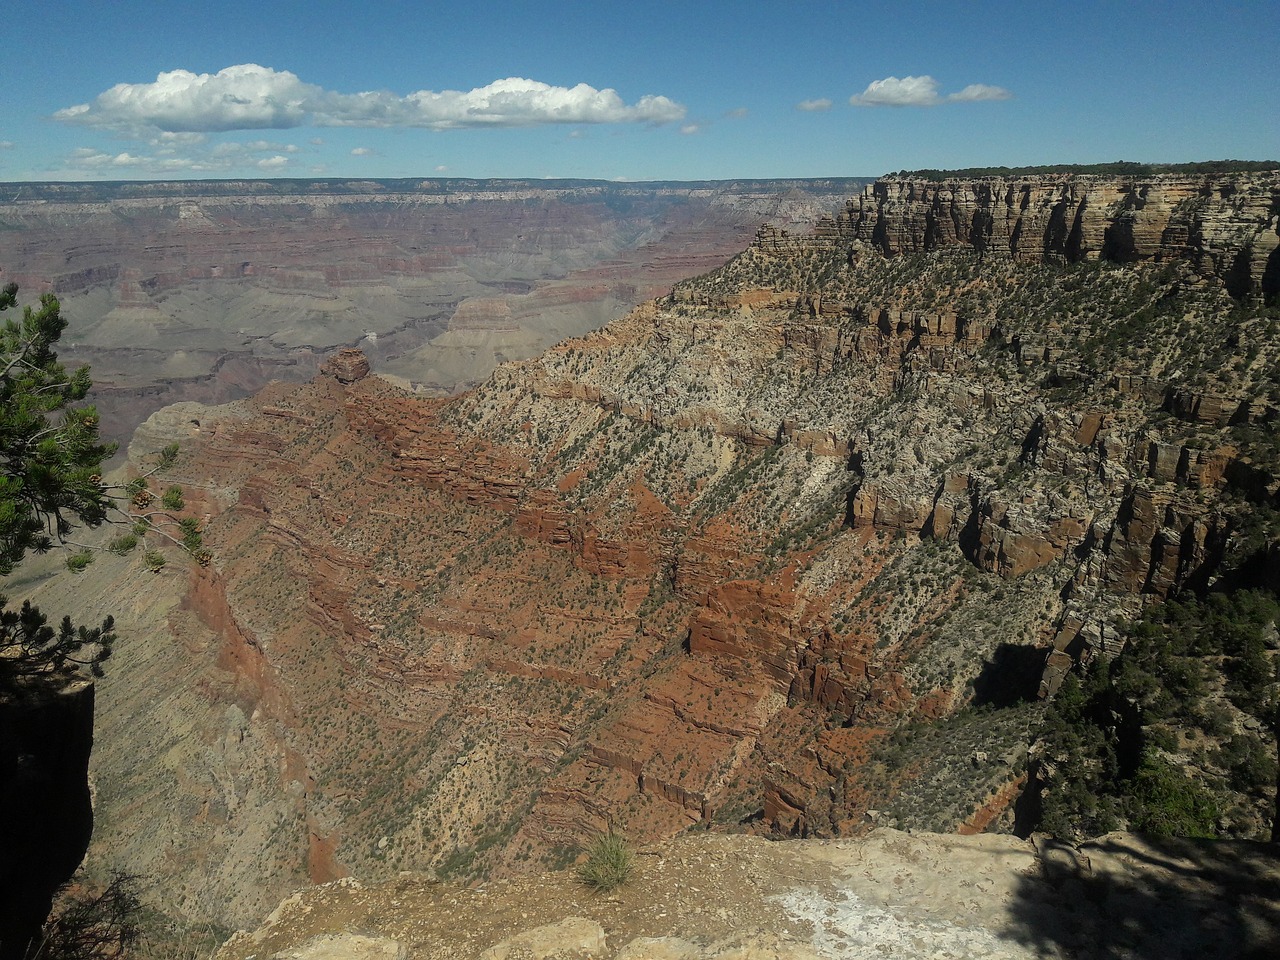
215, 828, 1280, 960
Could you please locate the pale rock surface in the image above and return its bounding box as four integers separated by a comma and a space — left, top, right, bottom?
480, 918, 608, 959
613, 934, 822, 959
270, 933, 405, 959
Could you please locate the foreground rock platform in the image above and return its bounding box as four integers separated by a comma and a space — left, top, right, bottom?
216, 829, 1280, 960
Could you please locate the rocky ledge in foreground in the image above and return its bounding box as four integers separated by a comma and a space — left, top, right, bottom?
216, 829, 1280, 960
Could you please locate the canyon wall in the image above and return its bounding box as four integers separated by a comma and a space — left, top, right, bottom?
0, 178, 860, 447
831, 174, 1280, 293
18, 170, 1278, 933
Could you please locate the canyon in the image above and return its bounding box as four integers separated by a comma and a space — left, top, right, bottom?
10, 169, 1280, 945
0, 177, 860, 448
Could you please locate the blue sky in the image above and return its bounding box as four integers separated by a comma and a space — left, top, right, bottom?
1, 0, 1275, 182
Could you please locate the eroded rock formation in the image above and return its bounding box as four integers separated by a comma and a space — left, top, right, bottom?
24, 170, 1278, 933
0, 178, 859, 447
323, 349, 371, 384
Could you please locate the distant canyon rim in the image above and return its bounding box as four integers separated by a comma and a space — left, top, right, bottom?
0, 177, 862, 449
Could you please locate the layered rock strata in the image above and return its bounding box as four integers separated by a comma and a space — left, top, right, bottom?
26, 170, 1278, 931
0, 179, 858, 447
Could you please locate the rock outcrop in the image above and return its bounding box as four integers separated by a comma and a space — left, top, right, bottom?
323, 348, 371, 384
829, 173, 1280, 292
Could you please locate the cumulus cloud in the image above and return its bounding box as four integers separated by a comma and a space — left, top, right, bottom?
54, 65, 313, 132
65, 148, 212, 174
62, 135, 303, 177
679, 124, 701, 135
351, 146, 374, 156
796, 98, 833, 112
54, 64, 686, 134
850, 75, 941, 107
211, 139, 298, 157
947, 83, 1013, 103
850, 75, 1011, 107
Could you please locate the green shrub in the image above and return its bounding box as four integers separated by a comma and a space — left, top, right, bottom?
576, 832, 633, 892
1128, 757, 1219, 838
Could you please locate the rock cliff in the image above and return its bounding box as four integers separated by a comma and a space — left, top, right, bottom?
25, 170, 1278, 934
831, 174, 1280, 290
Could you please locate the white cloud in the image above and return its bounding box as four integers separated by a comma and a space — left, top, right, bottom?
947, 83, 1013, 103
64, 149, 215, 174
850, 75, 942, 107
680, 124, 701, 135
0, 141, 16, 149
62, 137, 297, 177
54, 64, 686, 134
211, 139, 298, 157
351, 146, 374, 156
725, 107, 748, 118
850, 75, 1011, 107
153, 131, 207, 145
55, 65, 313, 132
434, 164, 448, 173
796, 98, 832, 112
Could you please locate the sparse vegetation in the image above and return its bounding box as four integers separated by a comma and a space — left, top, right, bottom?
576, 832, 634, 892
1033, 589, 1279, 842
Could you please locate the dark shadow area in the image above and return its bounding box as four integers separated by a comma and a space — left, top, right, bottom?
841, 451, 866, 529
1101, 217, 1139, 263
1005, 832, 1280, 959
1217, 541, 1280, 594
969, 208, 992, 258
1066, 200, 1088, 261
1011, 775, 1042, 838
1224, 245, 1256, 301
1262, 243, 1280, 306
871, 214, 890, 255
1019, 416, 1046, 464
0, 684, 96, 960
971, 643, 1046, 708
923, 210, 940, 250
956, 499, 984, 563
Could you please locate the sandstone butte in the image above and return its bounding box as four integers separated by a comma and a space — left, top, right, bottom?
13, 169, 1279, 946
